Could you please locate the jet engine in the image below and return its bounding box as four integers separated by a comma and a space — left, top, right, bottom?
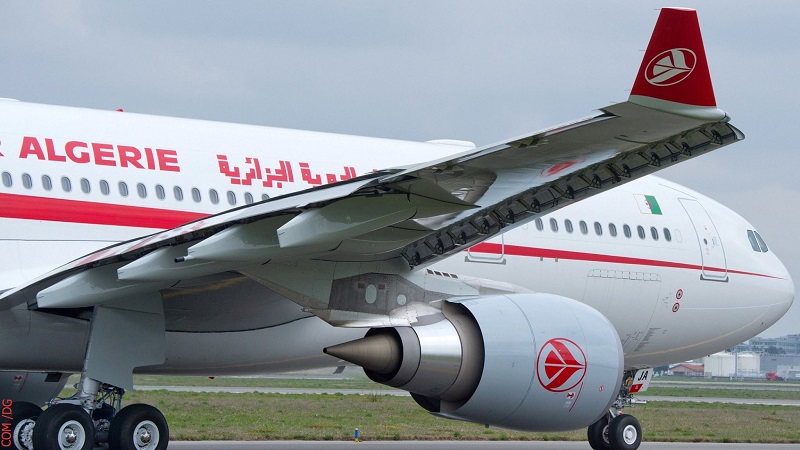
325, 294, 623, 431
0, 371, 70, 407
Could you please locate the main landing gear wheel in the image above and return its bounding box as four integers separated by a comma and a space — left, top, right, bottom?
109, 403, 169, 450
0, 401, 42, 450
608, 414, 642, 450
587, 416, 610, 450
31, 404, 94, 450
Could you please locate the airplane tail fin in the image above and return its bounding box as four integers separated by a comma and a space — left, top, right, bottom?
628, 7, 725, 120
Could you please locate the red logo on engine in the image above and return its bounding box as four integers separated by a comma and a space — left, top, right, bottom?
536, 338, 586, 392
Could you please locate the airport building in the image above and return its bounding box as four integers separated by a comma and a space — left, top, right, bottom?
734, 334, 800, 355
734, 334, 800, 373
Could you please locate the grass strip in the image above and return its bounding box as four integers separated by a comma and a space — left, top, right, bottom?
121, 390, 800, 443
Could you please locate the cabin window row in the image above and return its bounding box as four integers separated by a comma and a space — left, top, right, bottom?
1, 171, 270, 206
534, 217, 673, 242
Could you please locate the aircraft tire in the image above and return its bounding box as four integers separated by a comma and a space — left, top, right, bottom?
1, 401, 42, 450
109, 404, 169, 450
587, 416, 611, 450
609, 414, 641, 450
31, 404, 94, 450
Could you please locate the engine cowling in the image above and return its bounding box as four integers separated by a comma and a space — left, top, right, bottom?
324, 293, 623, 431
0, 371, 70, 407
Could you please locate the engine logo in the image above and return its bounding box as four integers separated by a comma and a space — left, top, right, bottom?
645, 48, 696, 86
537, 338, 586, 392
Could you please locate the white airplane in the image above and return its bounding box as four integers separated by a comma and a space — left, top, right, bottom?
0, 7, 793, 450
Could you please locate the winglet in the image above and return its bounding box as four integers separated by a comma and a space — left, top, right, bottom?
629, 8, 725, 121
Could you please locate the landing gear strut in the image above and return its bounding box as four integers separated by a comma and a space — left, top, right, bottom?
587, 370, 644, 450
28, 294, 170, 450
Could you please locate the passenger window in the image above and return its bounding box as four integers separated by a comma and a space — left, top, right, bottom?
594, 221, 603, 236
209, 189, 219, 205
22, 173, 33, 189
623, 224, 632, 238
118, 181, 129, 197
579, 221, 588, 235
535, 218, 544, 231
609, 223, 617, 237
99, 180, 110, 196
155, 184, 166, 200
42, 175, 53, 191
261, 193, 270, 201
664, 227, 672, 242
549, 218, 558, 232
244, 192, 254, 205
564, 219, 574, 233
61, 176, 72, 192
227, 191, 236, 205
137, 183, 147, 198
2, 171, 12, 187
637, 225, 646, 239
754, 231, 769, 253
80, 178, 91, 194
191, 188, 201, 203
174, 186, 184, 201
651, 226, 659, 240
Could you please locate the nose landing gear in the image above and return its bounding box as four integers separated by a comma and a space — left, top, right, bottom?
587, 370, 645, 450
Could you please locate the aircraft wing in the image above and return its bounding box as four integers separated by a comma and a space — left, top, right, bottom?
0, 8, 743, 317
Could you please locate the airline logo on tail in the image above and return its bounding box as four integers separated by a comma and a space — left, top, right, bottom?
629, 7, 717, 110
645, 48, 697, 86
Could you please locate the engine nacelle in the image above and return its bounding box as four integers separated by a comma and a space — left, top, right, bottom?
325, 293, 623, 431
0, 371, 70, 407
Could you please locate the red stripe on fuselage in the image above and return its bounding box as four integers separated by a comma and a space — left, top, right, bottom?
469, 242, 782, 279
0, 193, 783, 280
0, 192, 207, 229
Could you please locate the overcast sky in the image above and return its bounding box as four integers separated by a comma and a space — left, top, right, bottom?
1, 1, 798, 337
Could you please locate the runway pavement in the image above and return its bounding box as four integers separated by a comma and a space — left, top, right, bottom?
167, 441, 800, 449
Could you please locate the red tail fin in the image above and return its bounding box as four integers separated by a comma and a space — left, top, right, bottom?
629, 8, 724, 120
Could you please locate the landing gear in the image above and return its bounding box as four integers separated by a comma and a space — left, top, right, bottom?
31, 404, 94, 450
609, 414, 641, 450
587, 415, 610, 449
587, 370, 645, 450
30, 294, 169, 449
109, 404, 169, 450
27, 371, 169, 449
28, 380, 169, 450
587, 414, 642, 450
2, 401, 42, 450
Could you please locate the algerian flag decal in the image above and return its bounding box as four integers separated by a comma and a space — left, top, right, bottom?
635, 194, 662, 215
